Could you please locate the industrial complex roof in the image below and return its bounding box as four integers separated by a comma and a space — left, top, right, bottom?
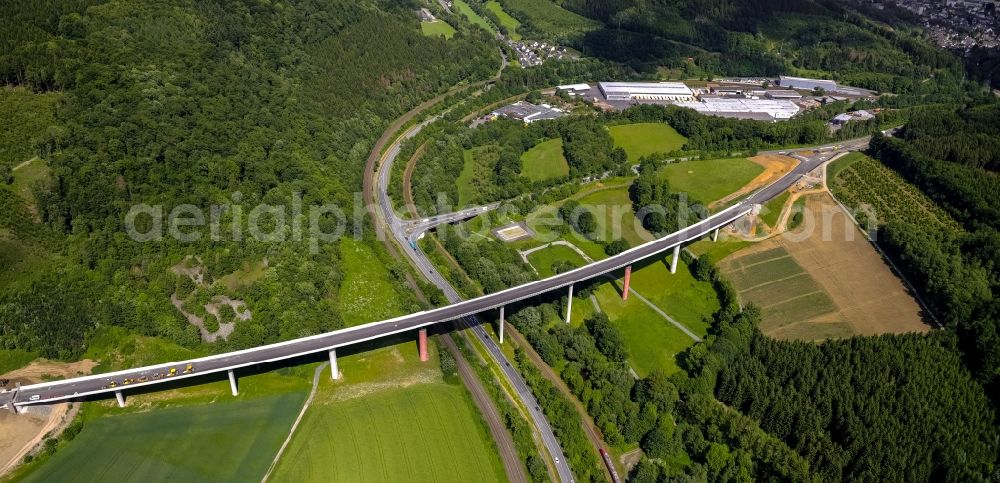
557, 83, 590, 92
598, 81, 693, 97
675, 98, 800, 120
492, 101, 566, 123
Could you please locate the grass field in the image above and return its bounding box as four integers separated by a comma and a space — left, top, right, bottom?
521, 138, 568, 182
339, 238, 405, 326
420, 20, 457, 39
485, 1, 520, 40
0, 349, 37, 375
608, 123, 687, 163
590, 253, 720, 378
658, 158, 764, 205
20, 393, 307, 483
526, 243, 716, 376
501, 0, 598, 39
17, 357, 314, 483
527, 244, 586, 278
759, 191, 790, 228
9, 158, 49, 207
271, 384, 504, 483
269, 338, 505, 483
0, 236, 51, 293
457, 148, 479, 206
29, 394, 305, 480
573, 186, 653, 255
453, 0, 493, 31
688, 238, 752, 263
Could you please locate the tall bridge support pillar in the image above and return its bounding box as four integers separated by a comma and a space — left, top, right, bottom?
115, 390, 125, 408
328, 349, 340, 380
228, 370, 238, 396
565, 284, 574, 325
670, 245, 680, 274
419, 328, 428, 362
498, 306, 505, 344
622, 265, 632, 301
712, 228, 720, 242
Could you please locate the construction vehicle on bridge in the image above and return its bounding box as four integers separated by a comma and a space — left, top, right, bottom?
182, 364, 194, 374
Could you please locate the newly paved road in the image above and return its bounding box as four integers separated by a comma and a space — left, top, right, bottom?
371, 111, 577, 481
5, 128, 870, 483
4, 140, 861, 406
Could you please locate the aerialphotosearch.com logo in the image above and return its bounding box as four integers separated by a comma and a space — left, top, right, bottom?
123, 190, 880, 254
124, 192, 363, 254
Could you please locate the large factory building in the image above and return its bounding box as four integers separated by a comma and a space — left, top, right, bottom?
598, 82, 695, 102
778, 75, 838, 92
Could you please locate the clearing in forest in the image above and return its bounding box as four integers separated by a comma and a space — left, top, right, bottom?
521, 138, 569, 182
485, 2, 521, 40
453, 0, 493, 31
608, 123, 686, 163
501, 0, 598, 38
420, 20, 457, 39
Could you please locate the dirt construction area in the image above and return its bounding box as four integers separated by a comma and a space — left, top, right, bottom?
713, 154, 798, 207
720, 192, 931, 341
0, 359, 97, 477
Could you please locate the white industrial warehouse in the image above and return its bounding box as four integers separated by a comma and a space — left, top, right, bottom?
598, 82, 695, 101
674, 98, 800, 121
778, 75, 838, 92
551, 80, 825, 121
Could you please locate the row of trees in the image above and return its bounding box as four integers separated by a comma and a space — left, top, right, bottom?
862, 127, 1000, 395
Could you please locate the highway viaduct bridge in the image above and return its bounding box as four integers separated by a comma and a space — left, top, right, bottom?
1, 139, 864, 415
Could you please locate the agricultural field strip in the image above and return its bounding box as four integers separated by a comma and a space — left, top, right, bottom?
735, 272, 815, 294
757, 288, 828, 310
764, 292, 837, 321
261, 362, 329, 482
723, 247, 788, 267
741, 275, 825, 308
726, 254, 797, 275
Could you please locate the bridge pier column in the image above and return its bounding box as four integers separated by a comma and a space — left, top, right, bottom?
670, 245, 680, 274
419, 328, 428, 362
328, 349, 340, 380
565, 284, 574, 325
712, 228, 719, 242
622, 265, 632, 301
498, 306, 505, 344
115, 390, 125, 408
228, 370, 238, 396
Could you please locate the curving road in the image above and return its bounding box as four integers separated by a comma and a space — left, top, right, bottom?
2, 140, 865, 411
5, 119, 872, 483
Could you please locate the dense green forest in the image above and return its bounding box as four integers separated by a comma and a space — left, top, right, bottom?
0, 0, 501, 358
558, 0, 976, 95
859, 107, 1000, 395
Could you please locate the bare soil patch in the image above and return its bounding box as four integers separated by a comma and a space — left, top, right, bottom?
713, 154, 797, 207
722, 192, 930, 340
0, 360, 96, 476
777, 193, 929, 336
